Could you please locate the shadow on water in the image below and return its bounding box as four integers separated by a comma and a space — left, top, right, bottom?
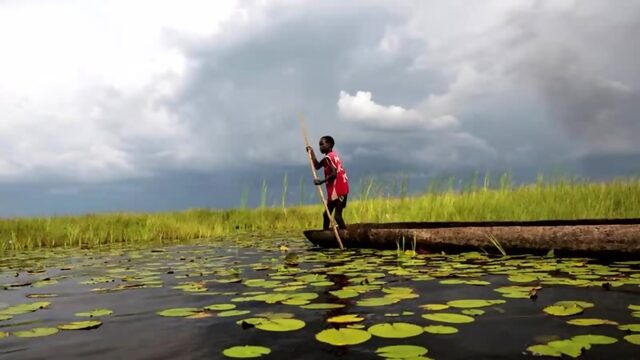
0, 236, 639, 360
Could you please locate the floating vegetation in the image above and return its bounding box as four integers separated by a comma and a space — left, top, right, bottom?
222, 345, 271, 358
327, 314, 364, 324
376, 345, 429, 358
368, 322, 424, 338
315, 328, 371, 346
75, 309, 113, 317
422, 313, 475, 324
0, 234, 638, 358
237, 318, 305, 332
12, 327, 59, 338
423, 325, 458, 334
58, 321, 102, 330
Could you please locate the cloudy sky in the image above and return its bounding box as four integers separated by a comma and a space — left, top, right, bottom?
1, 0, 639, 216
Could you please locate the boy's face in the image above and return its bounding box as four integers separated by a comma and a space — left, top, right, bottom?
319, 138, 331, 154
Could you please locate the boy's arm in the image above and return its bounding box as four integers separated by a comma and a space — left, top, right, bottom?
314, 159, 337, 185
305, 147, 324, 170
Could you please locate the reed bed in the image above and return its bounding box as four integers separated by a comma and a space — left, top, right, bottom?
1, 175, 639, 253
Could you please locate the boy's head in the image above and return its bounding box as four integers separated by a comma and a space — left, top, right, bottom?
319, 136, 335, 154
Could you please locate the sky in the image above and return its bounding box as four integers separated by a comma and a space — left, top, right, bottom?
1, 0, 639, 217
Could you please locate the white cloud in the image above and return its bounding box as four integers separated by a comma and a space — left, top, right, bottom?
337, 90, 458, 131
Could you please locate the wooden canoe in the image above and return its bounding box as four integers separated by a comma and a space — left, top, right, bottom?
303, 218, 640, 255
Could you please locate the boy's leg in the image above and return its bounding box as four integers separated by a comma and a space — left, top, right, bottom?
334, 195, 347, 229
323, 200, 336, 230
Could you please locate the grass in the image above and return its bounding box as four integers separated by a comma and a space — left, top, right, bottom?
1, 175, 640, 253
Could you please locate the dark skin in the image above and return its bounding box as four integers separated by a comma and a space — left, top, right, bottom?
306, 138, 337, 186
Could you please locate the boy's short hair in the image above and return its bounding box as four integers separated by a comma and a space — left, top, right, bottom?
321, 136, 335, 147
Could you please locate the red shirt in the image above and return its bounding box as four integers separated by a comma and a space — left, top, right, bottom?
323, 151, 349, 200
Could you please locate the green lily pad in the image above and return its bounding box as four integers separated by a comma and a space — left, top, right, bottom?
376, 345, 428, 358
555, 301, 594, 309
356, 297, 399, 307
423, 325, 458, 334
543, 304, 584, 317
219, 310, 251, 317
618, 324, 640, 332
0, 315, 12, 321
508, 274, 538, 283
422, 313, 475, 324
572, 334, 618, 345
548, 339, 586, 357
368, 322, 424, 338
420, 304, 449, 311
446, 299, 505, 308
327, 314, 364, 324
567, 318, 618, 326
75, 309, 113, 317
329, 289, 360, 299
461, 309, 485, 316
222, 345, 271, 358
629, 305, 640, 311
315, 328, 371, 346
0, 302, 51, 316
624, 334, 640, 345
527, 344, 562, 357
204, 304, 236, 311
58, 321, 102, 330
240, 318, 305, 332
157, 308, 202, 317
12, 327, 59, 338
300, 303, 345, 310
0, 332, 7, 339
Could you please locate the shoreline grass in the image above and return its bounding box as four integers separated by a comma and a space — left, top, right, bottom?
1, 176, 640, 253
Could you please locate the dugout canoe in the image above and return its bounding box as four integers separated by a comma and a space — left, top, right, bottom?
303, 218, 640, 255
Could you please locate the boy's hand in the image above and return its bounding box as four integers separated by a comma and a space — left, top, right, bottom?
305, 146, 314, 154
313, 179, 323, 186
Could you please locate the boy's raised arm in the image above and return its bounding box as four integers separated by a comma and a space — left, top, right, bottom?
305, 146, 324, 170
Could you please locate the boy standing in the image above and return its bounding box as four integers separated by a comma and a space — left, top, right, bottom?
306, 136, 349, 230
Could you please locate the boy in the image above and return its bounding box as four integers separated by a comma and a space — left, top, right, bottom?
306, 136, 349, 230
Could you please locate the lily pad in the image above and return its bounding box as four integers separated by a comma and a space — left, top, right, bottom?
0, 302, 51, 316
315, 328, 371, 346
356, 297, 399, 307
376, 345, 429, 358
240, 318, 305, 332
0, 315, 12, 321
300, 303, 345, 310
12, 327, 59, 338
548, 339, 586, 357
572, 334, 618, 345
422, 313, 475, 324
368, 322, 424, 338
618, 324, 640, 332
423, 325, 458, 334
624, 334, 640, 345
327, 314, 364, 324
555, 301, 594, 309
222, 345, 271, 358
157, 308, 201, 317
446, 299, 505, 308
204, 304, 236, 311
58, 321, 102, 330
0, 332, 7, 339
566, 318, 618, 326
629, 305, 640, 311
543, 304, 584, 317
420, 304, 449, 311
461, 309, 485, 316
527, 344, 562, 357
219, 310, 251, 317
75, 309, 113, 317
329, 289, 360, 299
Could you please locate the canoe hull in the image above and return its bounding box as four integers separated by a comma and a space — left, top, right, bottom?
303, 219, 640, 255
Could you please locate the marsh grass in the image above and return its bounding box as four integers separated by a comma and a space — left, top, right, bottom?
1, 175, 640, 253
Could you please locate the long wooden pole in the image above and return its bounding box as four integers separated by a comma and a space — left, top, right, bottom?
300, 116, 344, 250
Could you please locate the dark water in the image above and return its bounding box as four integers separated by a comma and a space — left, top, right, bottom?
0, 236, 638, 360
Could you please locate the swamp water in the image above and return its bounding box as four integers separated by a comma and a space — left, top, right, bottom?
0, 235, 639, 359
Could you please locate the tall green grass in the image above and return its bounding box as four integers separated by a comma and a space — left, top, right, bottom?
1, 175, 639, 253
